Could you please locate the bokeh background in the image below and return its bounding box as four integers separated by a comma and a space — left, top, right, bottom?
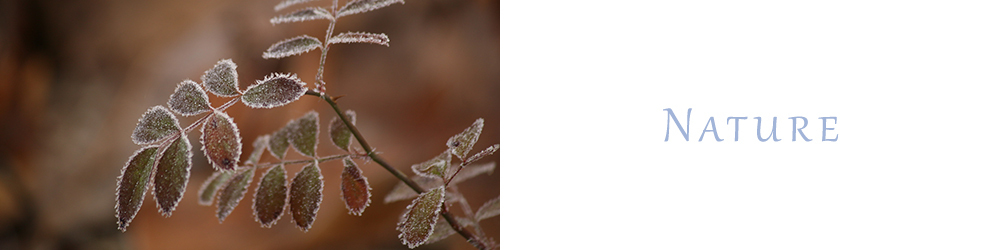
0, 0, 498, 249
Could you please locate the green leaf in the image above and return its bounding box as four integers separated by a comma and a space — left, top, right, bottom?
269, 126, 291, 159
446, 118, 483, 159
328, 109, 356, 151
241, 73, 307, 109
132, 106, 181, 145
167, 80, 212, 116
245, 135, 270, 165
253, 165, 288, 228
411, 150, 450, 179
216, 167, 254, 222
271, 7, 333, 24
262, 35, 322, 59
200, 111, 242, 171
340, 158, 370, 216
289, 162, 323, 231
200, 59, 241, 97
475, 196, 499, 221
153, 135, 193, 216
115, 146, 159, 232
338, 0, 404, 18
197, 170, 233, 206
287, 111, 319, 157
397, 186, 445, 248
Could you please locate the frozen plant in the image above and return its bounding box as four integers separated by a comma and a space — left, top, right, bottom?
113, 0, 499, 249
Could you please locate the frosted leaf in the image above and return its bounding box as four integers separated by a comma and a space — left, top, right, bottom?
116, 146, 158, 232
328, 32, 390, 47
198, 171, 233, 206
384, 175, 441, 204
464, 144, 498, 164
271, 7, 333, 25
131, 106, 181, 145
200, 59, 240, 97
274, 0, 316, 11
253, 165, 288, 228
241, 73, 307, 109
475, 196, 499, 221
338, 0, 404, 18
289, 162, 323, 231
153, 136, 192, 216
287, 111, 319, 157
424, 217, 474, 245
245, 135, 270, 165
446, 118, 483, 159
167, 80, 212, 116
411, 150, 450, 179
200, 111, 242, 171
447, 161, 496, 185
268, 126, 291, 159
262, 35, 322, 59
216, 167, 254, 222
340, 158, 370, 216
328, 110, 356, 151
397, 186, 445, 248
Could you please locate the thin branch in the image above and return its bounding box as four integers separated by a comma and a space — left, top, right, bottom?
303, 90, 489, 250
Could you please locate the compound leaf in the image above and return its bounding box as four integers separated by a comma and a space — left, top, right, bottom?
338, 0, 404, 18
271, 7, 333, 24
153, 136, 193, 216
274, 0, 316, 11
245, 135, 270, 165
201, 59, 241, 97
216, 167, 254, 222
286, 111, 319, 157
201, 111, 242, 171
411, 150, 450, 179
262, 35, 322, 59
198, 170, 233, 206
475, 196, 499, 221
253, 165, 288, 228
340, 158, 370, 216
328, 109, 356, 151
446, 118, 483, 159
328, 32, 389, 47
289, 162, 323, 231
115, 146, 159, 232
167, 80, 212, 116
241, 73, 307, 109
397, 186, 445, 248
132, 106, 180, 145
269, 127, 291, 159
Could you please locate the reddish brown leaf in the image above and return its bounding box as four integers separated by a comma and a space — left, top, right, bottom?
115, 146, 159, 231
253, 165, 288, 228
289, 162, 323, 231
201, 111, 242, 170
340, 158, 370, 216
153, 136, 192, 216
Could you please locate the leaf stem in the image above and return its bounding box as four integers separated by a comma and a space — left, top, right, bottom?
251, 154, 350, 169
303, 90, 489, 250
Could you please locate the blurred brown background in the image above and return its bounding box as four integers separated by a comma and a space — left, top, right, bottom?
0, 0, 498, 249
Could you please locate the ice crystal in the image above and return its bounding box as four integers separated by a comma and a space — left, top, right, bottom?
217, 167, 254, 222
131, 106, 181, 145
200, 59, 241, 97
328, 109, 356, 151
167, 80, 212, 116
475, 196, 499, 221
198, 170, 233, 206
241, 73, 307, 109
253, 165, 288, 228
340, 158, 371, 216
201, 111, 242, 171
274, 0, 316, 11
446, 118, 483, 159
262, 35, 322, 59
271, 7, 333, 25
287, 111, 319, 157
397, 186, 445, 248
411, 150, 451, 179
289, 162, 323, 231
115, 146, 158, 232
328, 32, 390, 47
153, 135, 192, 216
338, 0, 404, 18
